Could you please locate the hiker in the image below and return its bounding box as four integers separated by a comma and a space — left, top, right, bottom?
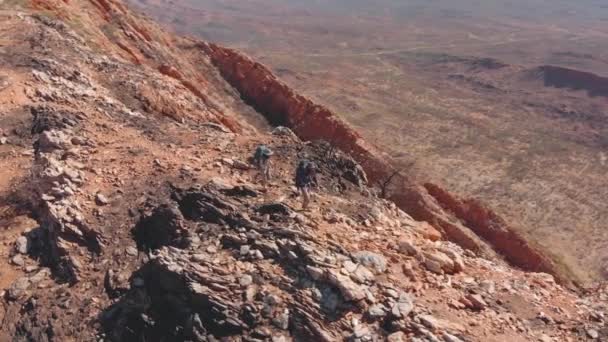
295, 159, 318, 210
252, 144, 273, 184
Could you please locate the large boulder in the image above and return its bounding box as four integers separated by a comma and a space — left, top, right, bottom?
37, 129, 72, 152
133, 204, 186, 250
353, 251, 387, 274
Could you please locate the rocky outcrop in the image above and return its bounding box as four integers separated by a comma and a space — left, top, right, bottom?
424, 183, 560, 281
535, 65, 608, 98
388, 185, 496, 256
30, 108, 100, 283
99, 179, 475, 341
29, 59, 103, 283
32, 0, 250, 133
201, 43, 563, 281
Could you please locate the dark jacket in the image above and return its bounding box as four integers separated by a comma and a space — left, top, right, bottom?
295, 159, 317, 188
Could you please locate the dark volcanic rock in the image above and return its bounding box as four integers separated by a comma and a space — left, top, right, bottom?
133, 203, 186, 250
172, 186, 237, 223
255, 202, 292, 216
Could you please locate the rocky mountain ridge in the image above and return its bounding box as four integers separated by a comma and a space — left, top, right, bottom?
0, 0, 605, 340
201, 43, 561, 282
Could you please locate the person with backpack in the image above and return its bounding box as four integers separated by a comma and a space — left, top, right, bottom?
295, 159, 318, 210
252, 144, 273, 185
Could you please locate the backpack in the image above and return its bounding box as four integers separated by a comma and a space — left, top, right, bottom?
254, 145, 272, 161
296, 159, 316, 188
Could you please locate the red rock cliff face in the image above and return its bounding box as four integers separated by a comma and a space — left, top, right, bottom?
424, 183, 558, 276
199, 43, 390, 181
201, 43, 565, 283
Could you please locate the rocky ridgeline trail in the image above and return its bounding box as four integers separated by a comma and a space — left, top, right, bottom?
104, 181, 418, 341
0, 1, 606, 341
95, 172, 608, 342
